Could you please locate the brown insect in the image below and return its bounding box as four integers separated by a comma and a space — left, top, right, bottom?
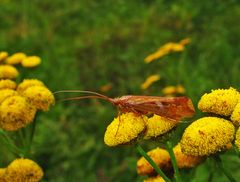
55, 90, 195, 122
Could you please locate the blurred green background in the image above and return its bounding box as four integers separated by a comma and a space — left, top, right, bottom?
0, 0, 240, 181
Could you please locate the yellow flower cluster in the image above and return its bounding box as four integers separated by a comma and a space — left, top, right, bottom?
144, 175, 166, 182
235, 127, 240, 150
161, 85, 185, 96
0, 51, 42, 79
0, 158, 43, 182
141, 74, 161, 90
137, 143, 203, 176
0, 79, 55, 131
104, 113, 178, 146
180, 87, 240, 156
144, 38, 190, 63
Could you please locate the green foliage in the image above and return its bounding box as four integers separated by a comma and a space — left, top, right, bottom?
0, 0, 240, 181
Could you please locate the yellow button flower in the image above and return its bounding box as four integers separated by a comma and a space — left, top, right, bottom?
162, 85, 185, 96
22, 86, 55, 111
0, 89, 18, 104
5, 52, 26, 65
0, 79, 17, 90
173, 143, 204, 168
17, 79, 45, 94
0, 96, 36, 131
144, 175, 166, 182
141, 74, 161, 90
0, 51, 8, 62
198, 87, 240, 116
137, 147, 171, 175
0, 65, 19, 79
180, 117, 235, 156
0, 168, 6, 182
21, 56, 41, 68
235, 127, 240, 151
104, 112, 147, 147
230, 102, 240, 127
4, 158, 43, 182
144, 115, 177, 139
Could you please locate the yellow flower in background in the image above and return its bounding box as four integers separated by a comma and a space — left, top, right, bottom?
0, 96, 36, 131
198, 87, 240, 116
22, 86, 55, 111
144, 38, 190, 63
180, 117, 235, 156
4, 158, 43, 182
0, 168, 6, 182
144, 115, 177, 139
0, 65, 19, 79
235, 127, 240, 150
173, 143, 204, 168
17, 79, 45, 94
0, 51, 8, 62
99, 83, 112, 92
0, 89, 18, 104
5, 52, 26, 65
144, 175, 166, 182
161, 85, 185, 95
230, 103, 240, 127
21, 56, 41, 68
0, 79, 17, 90
137, 147, 171, 175
141, 74, 160, 90
104, 112, 147, 147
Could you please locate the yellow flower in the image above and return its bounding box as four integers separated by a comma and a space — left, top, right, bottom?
235, 127, 240, 150
104, 112, 147, 147
144, 115, 177, 139
162, 85, 185, 95
5, 52, 26, 65
180, 117, 235, 156
17, 79, 45, 94
173, 143, 204, 168
22, 86, 55, 111
198, 87, 240, 116
99, 83, 112, 92
144, 175, 165, 182
4, 158, 43, 182
141, 74, 160, 90
230, 103, 240, 127
0, 65, 19, 79
0, 168, 6, 182
0, 79, 17, 90
179, 38, 191, 46
137, 147, 171, 175
0, 51, 8, 62
21, 56, 41, 68
0, 96, 36, 131
0, 89, 18, 104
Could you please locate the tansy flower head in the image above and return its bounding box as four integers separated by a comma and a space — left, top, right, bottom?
230, 103, 240, 127
141, 74, 160, 90
0, 79, 17, 90
5, 52, 26, 65
0, 89, 18, 104
17, 79, 45, 94
21, 56, 41, 68
144, 115, 177, 139
235, 127, 240, 151
137, 147, 171, 175
144, 175, 165, 182
104, 112, 147, 147
198, 87, 240, 116
0, 51, 8, 62
162, 85, 185, 96
180, 117, 235, 156
4, 158, 43, 182
0, 168, 6, 182
173, 143, 204, 168
0, 95, 36, 131
0, 65, 19, 79
22, 86, 55, 111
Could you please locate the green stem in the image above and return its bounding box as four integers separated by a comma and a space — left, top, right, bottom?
136, 144, 171, 182
165, 141, 181, 182
213, 155, 237, 182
